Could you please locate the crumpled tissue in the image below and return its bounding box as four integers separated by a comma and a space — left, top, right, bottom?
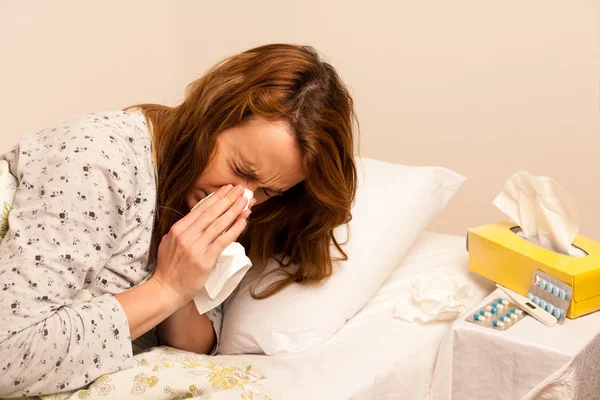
394, 277, 475, 323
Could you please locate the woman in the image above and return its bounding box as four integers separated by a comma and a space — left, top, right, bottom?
0, 44, 357, 397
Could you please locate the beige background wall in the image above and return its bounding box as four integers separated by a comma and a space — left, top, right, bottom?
1, 0, 599, 239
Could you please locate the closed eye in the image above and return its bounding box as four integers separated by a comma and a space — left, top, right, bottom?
263, 188, 282, 198
231, 162, 283, 198
233, 165, 254, 180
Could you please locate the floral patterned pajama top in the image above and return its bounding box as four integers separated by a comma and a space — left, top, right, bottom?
0, 111, 222, 397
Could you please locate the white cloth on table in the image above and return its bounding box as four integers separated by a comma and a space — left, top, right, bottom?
521, 328, 600, 400
429, 288, 600, 400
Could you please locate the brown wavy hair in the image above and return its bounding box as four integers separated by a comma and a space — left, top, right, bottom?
130, 44, 357, 298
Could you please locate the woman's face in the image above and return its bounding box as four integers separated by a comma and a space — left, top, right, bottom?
186, 117, 306, 210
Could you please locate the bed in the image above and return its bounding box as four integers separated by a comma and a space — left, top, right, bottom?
244, 232, 495, 399
44, 232, 495, 400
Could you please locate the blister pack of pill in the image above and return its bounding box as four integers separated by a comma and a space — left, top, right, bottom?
526, 270, 572, 325
465, 296, 527, 331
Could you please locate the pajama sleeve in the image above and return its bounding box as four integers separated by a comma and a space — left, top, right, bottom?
206, 303, 223, 355
0, 125, 143, 397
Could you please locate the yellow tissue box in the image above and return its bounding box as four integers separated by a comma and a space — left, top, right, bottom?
467, 220, 600, 319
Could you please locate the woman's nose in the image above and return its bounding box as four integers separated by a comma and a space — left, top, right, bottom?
236, 183, 270, 206
230, 180, 259, 195
229, 181, 262, 206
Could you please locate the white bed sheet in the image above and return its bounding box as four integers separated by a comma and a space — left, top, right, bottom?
238, 232, 495, 399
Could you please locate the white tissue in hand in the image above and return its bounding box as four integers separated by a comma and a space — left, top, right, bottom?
190, 188, 253, 213
191, 189, 253, 315
493, 170, 581, 256
394, 277, 474, 323
203, 242, 251, 300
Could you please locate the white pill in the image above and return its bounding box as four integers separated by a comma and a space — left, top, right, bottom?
473, 314, 486, 322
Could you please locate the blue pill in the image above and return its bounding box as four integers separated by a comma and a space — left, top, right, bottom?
553, 308, 562, 319
560, 289, 567, 300
540, 279, 547, 290
546, 282, 554, 293
510, 308, 517, 313
552, 286, 560, 296
499, 316, 506, 322
527, 292, 534, 301
546, 304, 554, 314
491, 307, 498, 314
473, 314, 482, 321
492, 302, 499, 308
533, 296, 540, 306
506, 312, 512, 318
540, 299, 547, 309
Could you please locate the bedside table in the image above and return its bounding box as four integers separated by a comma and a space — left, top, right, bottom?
429, 288, 600, 400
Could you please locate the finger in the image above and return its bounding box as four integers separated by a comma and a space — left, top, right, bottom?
231, 209, 251, 228
176, 184, 233, 232
190, 185, 233, 215
205, 219, 247, 259
195, 193, 248, 247
188, 185, 246, 236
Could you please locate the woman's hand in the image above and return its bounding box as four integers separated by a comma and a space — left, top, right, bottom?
150, 184, 252, 308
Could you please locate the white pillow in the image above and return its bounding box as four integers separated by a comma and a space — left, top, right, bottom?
219, 158, 466, 356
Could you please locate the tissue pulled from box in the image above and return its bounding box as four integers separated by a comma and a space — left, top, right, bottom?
493, 170, 581, 256
394, 277, 475, 323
